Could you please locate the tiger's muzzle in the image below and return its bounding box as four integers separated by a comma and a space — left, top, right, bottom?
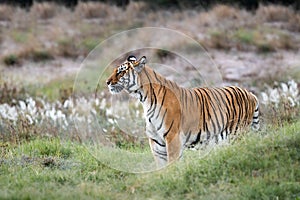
106, 79, 124, 94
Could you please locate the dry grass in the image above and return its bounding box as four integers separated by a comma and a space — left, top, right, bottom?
125, 1, 148, 19
205, 31, 232, 50
2, 45, 54, 66
287, 14, 300, 32
211, 4, 240, 20
55, 37, 79, 58
274, 33, 297, 50
75, 2, 119, 19
30, 2, 57, 20
0, 4, 14, 21
196, 4, 241, 27
0, 2, 299, 66
256, 4, 294, 22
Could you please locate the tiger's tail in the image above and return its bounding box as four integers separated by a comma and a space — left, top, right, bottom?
251, 96, 260, 131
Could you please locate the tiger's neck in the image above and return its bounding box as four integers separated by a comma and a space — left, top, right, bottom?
137, 66, 182, 107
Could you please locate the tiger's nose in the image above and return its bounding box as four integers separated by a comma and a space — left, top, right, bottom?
106, 79, 111, 85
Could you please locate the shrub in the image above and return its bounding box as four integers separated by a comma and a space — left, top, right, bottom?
3, 54, 21, 66
30, 2, 57, 19
256, 4, 294, 22
256, 42, 275, 53
156, 49, 174, 60
287, 14, 300, 32
56, 38, 79, 58
275, 33, 296, 50
211, 4, 240, 20
208, 31, 231, 50
0, 81, 27, 105
75, 2, 118, 19
31, 49, 54, 62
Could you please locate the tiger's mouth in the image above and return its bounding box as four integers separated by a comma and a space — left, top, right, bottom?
108, 84, 124, 94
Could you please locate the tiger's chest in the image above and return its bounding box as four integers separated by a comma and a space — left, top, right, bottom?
143, 103, 167, 141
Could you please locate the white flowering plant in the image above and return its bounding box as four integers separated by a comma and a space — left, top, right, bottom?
0, 90, 144, 147
260, 79, 300, 124
1, 78, 298, 145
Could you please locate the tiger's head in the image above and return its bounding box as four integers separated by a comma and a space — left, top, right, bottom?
106, 55, 147, 94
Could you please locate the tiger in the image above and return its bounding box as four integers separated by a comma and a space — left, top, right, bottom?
106, 55, 260, 167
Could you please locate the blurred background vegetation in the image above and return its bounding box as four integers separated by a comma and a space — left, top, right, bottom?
0, 0, 300, 9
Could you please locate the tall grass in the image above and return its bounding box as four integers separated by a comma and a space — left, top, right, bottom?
30, 2, 57, 19
0, 4, 14, 21
256, 4, 294, 22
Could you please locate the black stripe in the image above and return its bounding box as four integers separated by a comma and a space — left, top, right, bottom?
219, 88, 232, 132
144, 70, 157, 113
179, 88, 183, 110
127, 69, 136, 89
152, 138, 166, 147
220, 130, 224, 140
224, 87, 237, 133
185, 131, 192, 144
201, 88, 217, 134
205, 89, 221, 133
142, 91, 148, 102
153, 71, 164, 95
153, 151, 167, 161
157, 109, 167, 131
189, 130, 201, 146
153, 148, 167, 156
212, 88, 228, 126
184, 89, 188, 111
233, 87, 246, 127
205, 122, 211, 141
188, 89, 194, 105
229, 87, 243, 133
169, 80, 176, 89
163, 120, 174, 137
155, 89, 166, 119
197, 89, 207, 131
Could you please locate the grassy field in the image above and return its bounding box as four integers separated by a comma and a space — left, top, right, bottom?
0, 121, 299, 199
0, 2, 300, 199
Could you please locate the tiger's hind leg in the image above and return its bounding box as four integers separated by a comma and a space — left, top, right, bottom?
149, 138, 168, 168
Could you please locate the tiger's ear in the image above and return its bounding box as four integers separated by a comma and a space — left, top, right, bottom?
134, 56, 147, 73
127, 55, 137, 62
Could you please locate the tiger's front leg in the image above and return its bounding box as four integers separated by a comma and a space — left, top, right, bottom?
165, 130, 183, 163
149, 138, 168, 167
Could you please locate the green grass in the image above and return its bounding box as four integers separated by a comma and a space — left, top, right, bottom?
1, 121, 299, 199
11, 31, 31, 44
234, 29, 255, 45
27, 76, 75, 101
